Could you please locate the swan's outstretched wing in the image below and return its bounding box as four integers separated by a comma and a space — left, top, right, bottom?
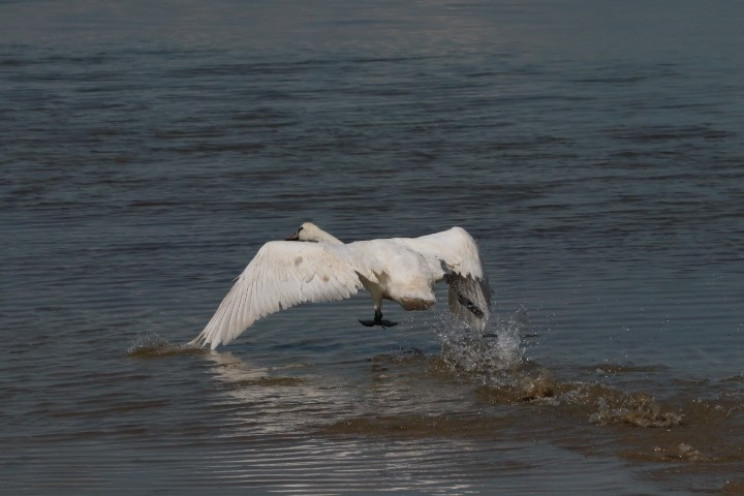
446, 274, 491, 332
401, 227, 491, 329
190, 241, 363, 349
401, 227, 485, 280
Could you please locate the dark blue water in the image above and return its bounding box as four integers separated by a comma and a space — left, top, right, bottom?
2, 1, 743, 494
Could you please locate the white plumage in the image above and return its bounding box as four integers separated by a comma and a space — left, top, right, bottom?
189, 222, 491, 350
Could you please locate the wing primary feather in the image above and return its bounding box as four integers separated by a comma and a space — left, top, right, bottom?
446, 274, 491, 332
191, 241, 362, 349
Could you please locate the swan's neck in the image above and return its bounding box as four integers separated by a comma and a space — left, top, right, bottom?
315, 229, 344, 245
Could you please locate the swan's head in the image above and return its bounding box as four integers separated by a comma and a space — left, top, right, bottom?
286, 222, 343, 244
286, 222, 321, 241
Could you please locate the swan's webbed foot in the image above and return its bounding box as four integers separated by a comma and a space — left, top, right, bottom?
359, 309, 398, 328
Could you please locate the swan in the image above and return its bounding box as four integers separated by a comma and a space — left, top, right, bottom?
189, 222, 491, 350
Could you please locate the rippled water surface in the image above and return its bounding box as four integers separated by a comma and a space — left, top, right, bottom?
2, 1, 743, 494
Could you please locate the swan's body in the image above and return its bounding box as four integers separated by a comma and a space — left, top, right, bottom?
190, 222, 490, 350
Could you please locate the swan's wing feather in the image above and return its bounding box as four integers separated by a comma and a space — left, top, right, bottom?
401, 227, 485, 280
446, 274, 491, 332
190, 241, 362, 349
400, 227, 491, 329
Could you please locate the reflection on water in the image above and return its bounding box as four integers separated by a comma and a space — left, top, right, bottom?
122, 316, 744, 495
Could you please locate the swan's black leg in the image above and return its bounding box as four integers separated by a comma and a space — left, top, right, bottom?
359, 309, 398, 328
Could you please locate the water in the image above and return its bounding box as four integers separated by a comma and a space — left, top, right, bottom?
2, 0, 743, 494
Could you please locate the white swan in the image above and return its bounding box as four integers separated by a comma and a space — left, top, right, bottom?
189, 222, 491, 350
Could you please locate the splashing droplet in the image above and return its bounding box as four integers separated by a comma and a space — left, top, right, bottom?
433, 310, 526, 376
128, 332, 205, 358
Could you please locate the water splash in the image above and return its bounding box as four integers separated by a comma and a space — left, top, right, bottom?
433, 309, 527, 376
589, 391, 683, 428
127, 332, 205, 357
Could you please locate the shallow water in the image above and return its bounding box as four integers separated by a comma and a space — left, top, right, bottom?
2, 0, 743, 494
